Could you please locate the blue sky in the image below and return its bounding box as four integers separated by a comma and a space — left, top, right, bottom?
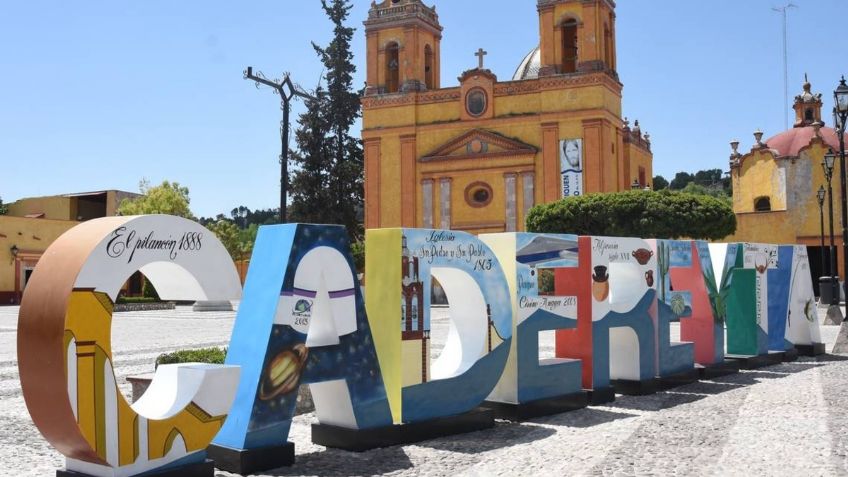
1, 1, 844, 217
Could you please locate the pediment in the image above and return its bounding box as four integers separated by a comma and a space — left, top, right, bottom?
420, 129, 537, 162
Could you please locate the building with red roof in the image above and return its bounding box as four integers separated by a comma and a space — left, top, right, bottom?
728, 78, 848, 284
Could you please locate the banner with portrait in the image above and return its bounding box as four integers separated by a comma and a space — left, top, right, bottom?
560, 139, 583, 197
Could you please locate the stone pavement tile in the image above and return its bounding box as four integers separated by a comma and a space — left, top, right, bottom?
818, 355, 848, 475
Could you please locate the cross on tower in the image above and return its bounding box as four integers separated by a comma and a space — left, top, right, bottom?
475, 48, 488, 69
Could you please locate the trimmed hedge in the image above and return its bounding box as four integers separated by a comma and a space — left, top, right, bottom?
526, 190, 736, 241
155, 347, 227, 367
116, 297, 158, 305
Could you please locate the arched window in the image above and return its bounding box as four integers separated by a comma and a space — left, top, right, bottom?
754, 196, 772, 212
604, 25, 613, 68
386, 42, 400, 93
424, 45, 434, 90
561, 20, 578, 74
805, 108, 814, 122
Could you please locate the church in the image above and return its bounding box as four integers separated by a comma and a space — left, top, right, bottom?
728, 78, 848, 283
361, 0, 653, 234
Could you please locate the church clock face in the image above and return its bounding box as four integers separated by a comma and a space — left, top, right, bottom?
466, 88, 487, 117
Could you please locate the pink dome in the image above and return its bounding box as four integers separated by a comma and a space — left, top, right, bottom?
765, 126, 847, 158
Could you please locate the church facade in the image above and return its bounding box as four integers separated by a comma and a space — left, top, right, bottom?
728, 78, 848, 281
361, 0, 653, 234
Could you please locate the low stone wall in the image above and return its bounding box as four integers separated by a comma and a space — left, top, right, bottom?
114, 302, 176, 312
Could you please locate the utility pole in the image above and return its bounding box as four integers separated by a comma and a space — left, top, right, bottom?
244, 66, 315, 224
772, 3, 797, 130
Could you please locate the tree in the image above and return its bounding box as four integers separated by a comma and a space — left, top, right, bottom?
289, 0, 364, 239
199, 207, 279, 228
118, 179, 195, 219
681, 182, 731, 203
653, 175, 669, 191
289, 87, 333, 225
207, 220, 259, 262
207, 219, 241, 260
526, 190, 737, 241
664, 168, 732, 196
669, 172, 694, 190
0, 196, 7, 215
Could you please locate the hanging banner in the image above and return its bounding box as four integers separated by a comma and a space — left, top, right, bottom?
560, 139, 583, 197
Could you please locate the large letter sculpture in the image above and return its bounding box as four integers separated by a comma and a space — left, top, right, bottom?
555, 236, 657, 397
675, 242, 727, 368
767, 245, 796, 353
712, 243, 776, 358
18, 216, 241, 477
481, 233, 585, 416
212, 224, 392, 463
650, 240, 697, 378
366, 229, 512, 423
784, 246, 824, 354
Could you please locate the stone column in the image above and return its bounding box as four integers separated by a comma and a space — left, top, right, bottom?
400, 134, 417, 227
582, 119, 604, 193
364, 138, 382, 229
504, 173, 518, 232
541, 122, 561, 202
439, 178, 452, 230
422, 179, 434, 229
522, 172, 536, 230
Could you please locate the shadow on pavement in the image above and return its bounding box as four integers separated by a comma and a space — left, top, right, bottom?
666, 380, 746, 396
538, 407, 639, 427
604, 391, 707, 412
414, 421, 556, 454
814, 353, 848, 363
261, 445, 414, 476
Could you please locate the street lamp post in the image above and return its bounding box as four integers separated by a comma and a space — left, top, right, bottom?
244, 66, 316, 224
833, 77, 848, 319
818, 185, 827, 293
823, 153, 840, 300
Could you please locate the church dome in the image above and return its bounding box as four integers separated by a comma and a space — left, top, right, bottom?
512, 46, 541, 81
765, 126, 846, 158
760, 79, 846, 158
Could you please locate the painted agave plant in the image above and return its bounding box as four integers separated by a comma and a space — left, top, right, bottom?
657, 241, 671, 302
804, 298, 815, 323
670, 293, 686, 316
702, 261, 726, 325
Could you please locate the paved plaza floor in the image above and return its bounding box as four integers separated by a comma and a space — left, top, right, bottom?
1, 304, 847, 476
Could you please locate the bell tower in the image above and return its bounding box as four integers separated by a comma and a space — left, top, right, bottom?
537, 0, 617, 77
793, 76, 824, 128
364, 0, 443, 95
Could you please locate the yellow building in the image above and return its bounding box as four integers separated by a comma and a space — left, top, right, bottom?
1, 190, 139, 304
728, 79, 847, 280
8, 190, 139, 221
362, 0, 653, 234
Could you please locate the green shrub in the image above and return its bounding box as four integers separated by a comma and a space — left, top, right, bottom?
142, 277, 160, 300
155, 347, 227, 367
526, 190, 736, 241
350, 240, 365, 272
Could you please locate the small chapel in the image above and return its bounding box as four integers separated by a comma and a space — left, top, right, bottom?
728, 78, 848, 282
361, 0, 653, 234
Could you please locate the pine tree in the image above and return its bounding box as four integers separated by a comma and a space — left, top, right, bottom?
289, 0, 364, 238
289, 87, 332, 224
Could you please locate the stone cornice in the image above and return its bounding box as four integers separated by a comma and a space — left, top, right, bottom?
362, 72, 621, 109
364, 1, 442, 34
537, 0, 616, 12
421, 128, 538, 163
